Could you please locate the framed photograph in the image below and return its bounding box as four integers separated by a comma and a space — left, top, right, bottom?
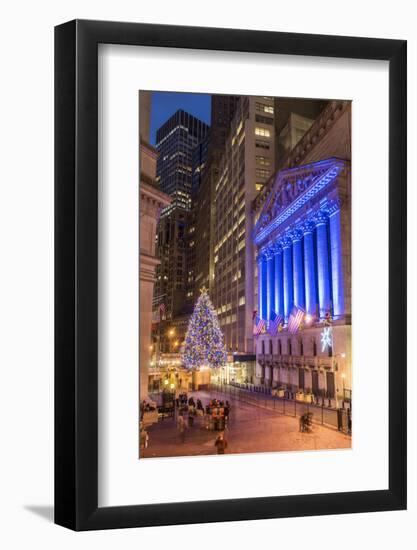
55, 20, 407, 530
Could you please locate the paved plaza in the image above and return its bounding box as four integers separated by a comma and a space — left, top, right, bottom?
141, 390, 351, 459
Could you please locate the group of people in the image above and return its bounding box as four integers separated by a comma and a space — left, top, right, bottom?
175, 394, 231, 454
175, 394, 231, 423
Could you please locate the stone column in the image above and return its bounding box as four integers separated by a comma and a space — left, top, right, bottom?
303, 221, 318, 317
139, 181, 171, 402
315, 212, 331, 319
291, 229, 305, 309
266, 247, 275, 321
328, 202, 345, 319
257, 252, 268, 320
274, 243, 284, 318
282, 235, 294, 321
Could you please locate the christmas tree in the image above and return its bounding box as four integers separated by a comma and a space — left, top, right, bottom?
183, 288, 227, 370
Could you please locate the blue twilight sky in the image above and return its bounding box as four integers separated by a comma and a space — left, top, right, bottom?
149, 91, 211, 145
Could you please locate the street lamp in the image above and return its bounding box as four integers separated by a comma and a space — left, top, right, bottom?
304, 313, 313, 325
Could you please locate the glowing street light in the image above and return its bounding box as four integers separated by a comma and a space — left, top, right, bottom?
304, 313, 313, 325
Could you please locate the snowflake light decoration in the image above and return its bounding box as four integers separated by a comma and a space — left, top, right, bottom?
321, 327, 333, 352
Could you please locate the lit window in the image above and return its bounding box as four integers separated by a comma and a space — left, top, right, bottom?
255, 127, 271, 138
256, 168, 270, 178
256, 156, 270, 166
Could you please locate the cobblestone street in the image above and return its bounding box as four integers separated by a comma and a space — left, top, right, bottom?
141, 390, 351, 459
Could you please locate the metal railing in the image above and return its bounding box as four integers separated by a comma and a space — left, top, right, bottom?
208, 383, 351, 434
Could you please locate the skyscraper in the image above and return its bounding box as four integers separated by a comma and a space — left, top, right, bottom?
212, 96, 276, 356
154, 110, 209, 349
193, 95, 239, 299
155, 109, 209, 213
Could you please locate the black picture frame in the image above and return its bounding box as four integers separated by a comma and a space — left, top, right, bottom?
55, 19, 407, 531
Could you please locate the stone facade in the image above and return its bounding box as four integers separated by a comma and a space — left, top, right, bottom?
139, 91, 171, 401
253, 102, 352, 404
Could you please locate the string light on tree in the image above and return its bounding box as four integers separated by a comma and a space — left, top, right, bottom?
183, 287, 227, 370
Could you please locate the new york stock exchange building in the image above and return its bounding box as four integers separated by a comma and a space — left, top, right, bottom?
253, 153, 351, 406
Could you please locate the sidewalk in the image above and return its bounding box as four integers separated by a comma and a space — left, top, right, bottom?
141, 390, 351, 459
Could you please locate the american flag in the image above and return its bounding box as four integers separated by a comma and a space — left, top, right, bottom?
269, 311, 284, 336
253, 315, 266, 336
287, 305, 305, 334
159, 302, 166, 321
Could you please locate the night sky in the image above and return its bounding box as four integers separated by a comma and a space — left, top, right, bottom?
149, 91, 211, 145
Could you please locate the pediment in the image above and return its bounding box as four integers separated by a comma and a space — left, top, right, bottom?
253, 157, 347, 246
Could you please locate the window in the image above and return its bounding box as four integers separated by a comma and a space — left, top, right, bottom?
255, 114, 274, 125
312, 338, 317, 356
256, 156, 270, 166
261, 340, 265, 355
278, 340, 282, 356
256, 168, 270, 179
256, 141, 270, 150
255, 127, 271, 138
288, 339, 292, 355
255, 102, 274, 114
269, 340, 273, 354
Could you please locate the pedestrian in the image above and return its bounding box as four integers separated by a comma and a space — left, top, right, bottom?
177, 412, 187, 443
214, 432, 228, 454
224, 404, 229, 423
139, 424, 149, 449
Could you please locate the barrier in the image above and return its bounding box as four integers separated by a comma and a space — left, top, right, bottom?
208, 383, 351, 434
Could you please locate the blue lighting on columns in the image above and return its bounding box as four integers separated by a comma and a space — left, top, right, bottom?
292, 229, 305, 309
302, 221, 318, 317
329, 206, 344, 318
282, 236, 294, 321
266, 248, 275, 320
315, 212, 331, 319
258, 253, 268, 320
273, 244, 284, 317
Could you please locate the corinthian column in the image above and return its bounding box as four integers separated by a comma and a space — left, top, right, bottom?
302, 221, 317, 317
315, 212, 331, 319
257, 251, 268, 320
281, 235, 293, 321
328, 201, 345, 319
291, 229, 305, 309
273, 243, 284, 318
265, 247, 275, 321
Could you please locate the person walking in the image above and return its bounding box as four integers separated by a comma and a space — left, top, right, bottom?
139, 423, 149, 450
214, 432, 228, 454
177, 412, 187, 443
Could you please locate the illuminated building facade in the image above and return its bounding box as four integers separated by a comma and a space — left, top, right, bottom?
154, 110, 209, 346
213, 96, 276, 356
155, 109, 209, 210
253, 101, 352, 404
193, 95, 239, 299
